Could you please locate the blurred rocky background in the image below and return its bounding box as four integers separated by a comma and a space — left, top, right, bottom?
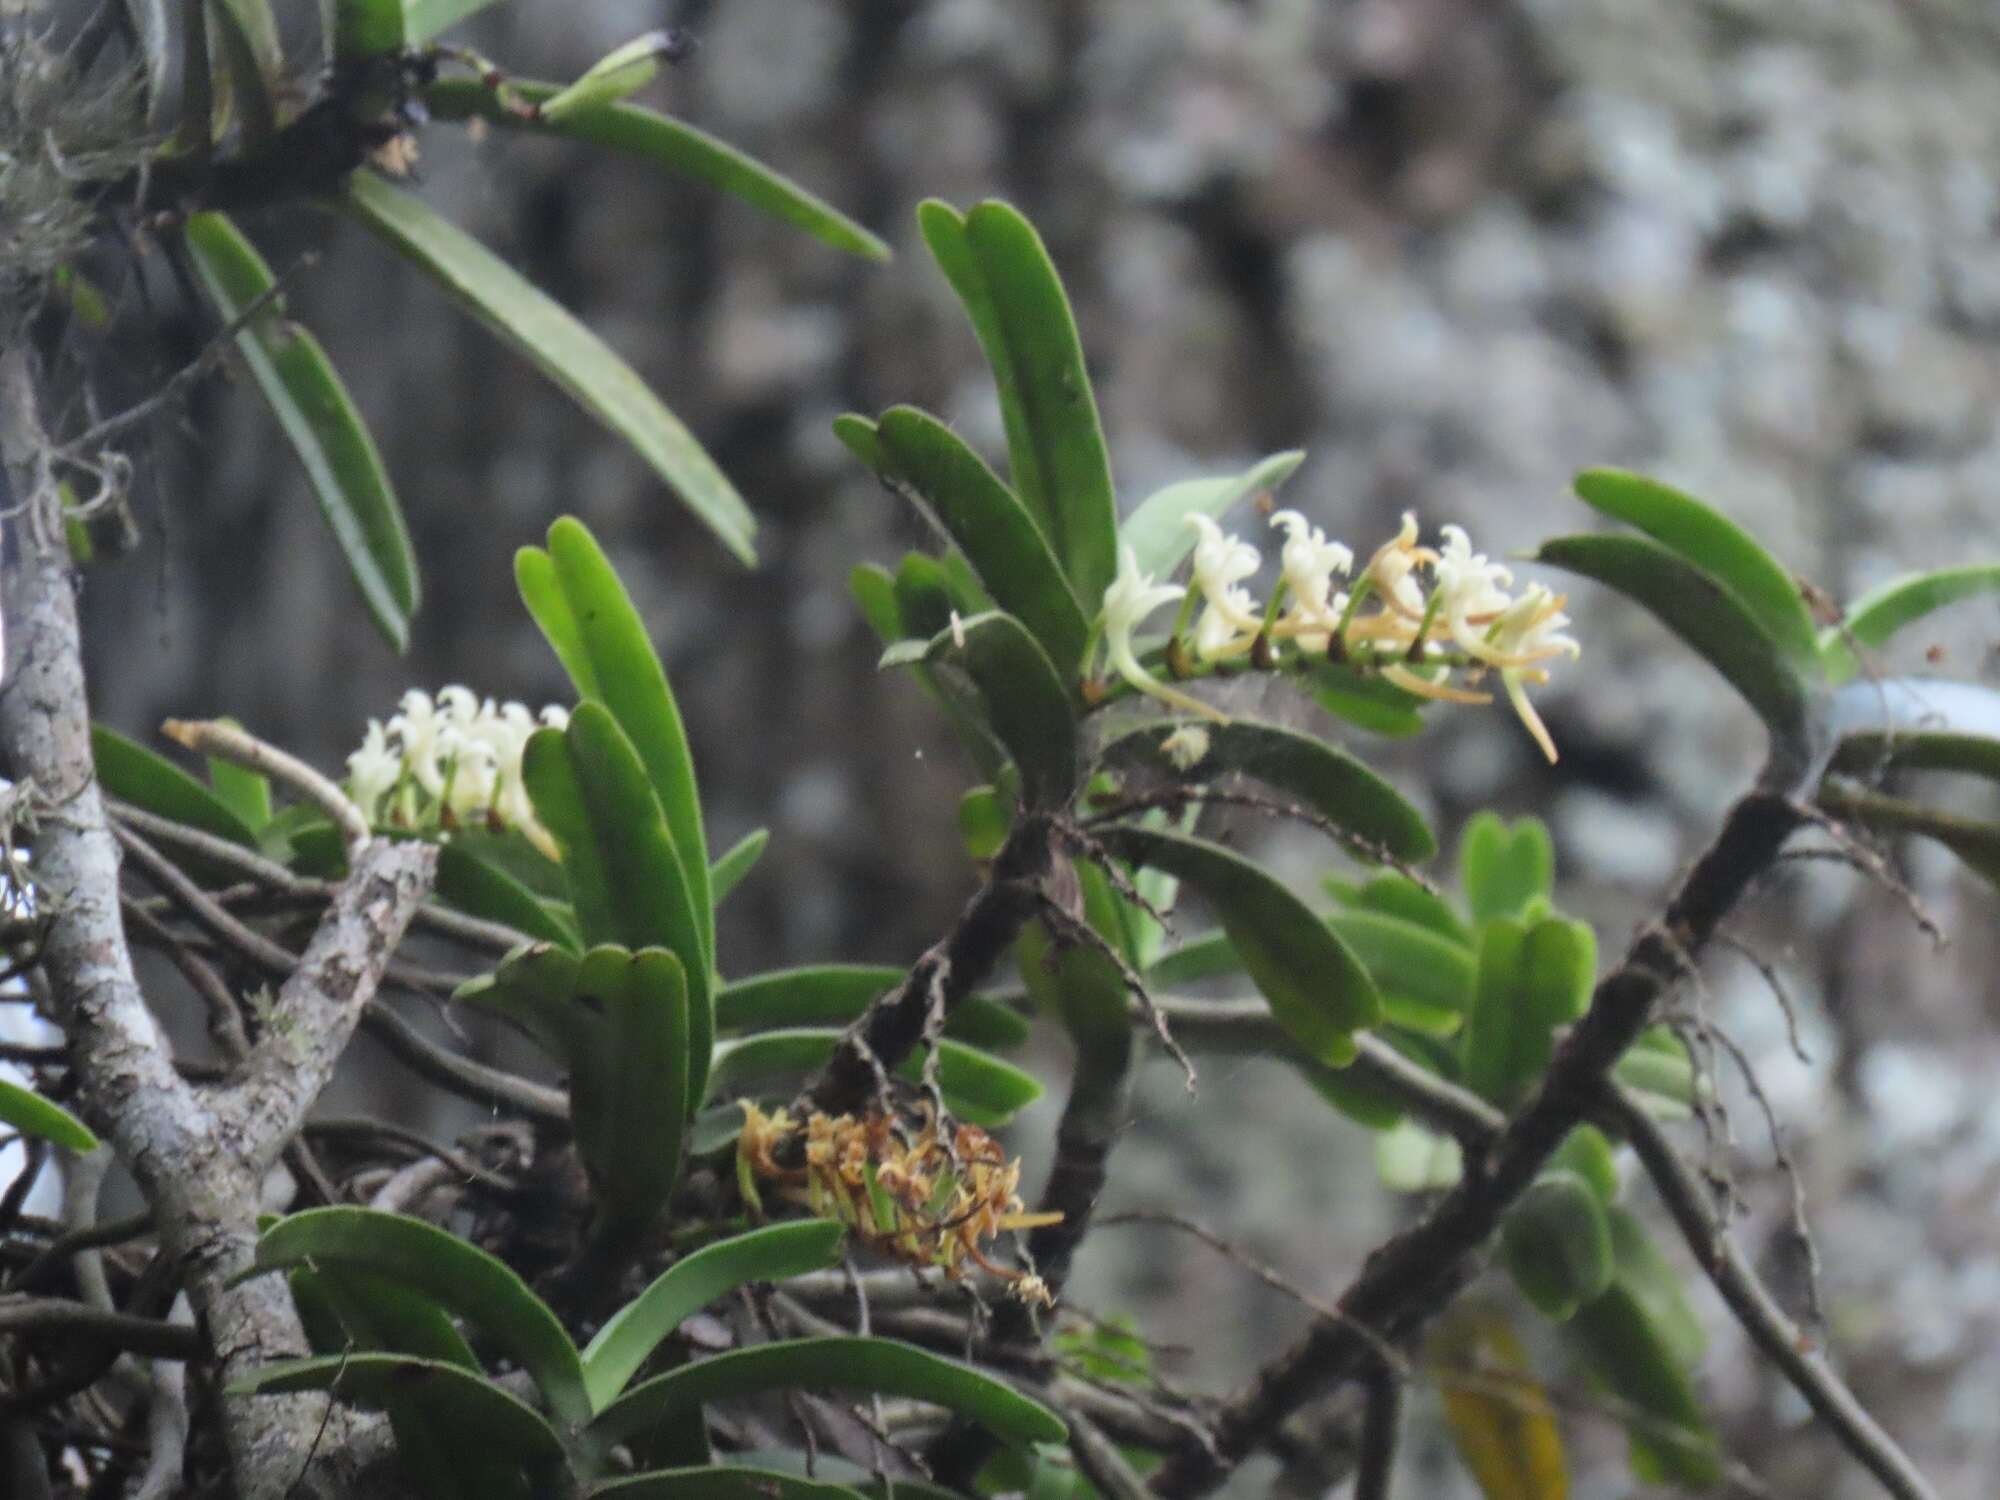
61, 0, 2000, 1494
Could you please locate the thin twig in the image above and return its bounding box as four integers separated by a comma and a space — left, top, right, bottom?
0, 1295, 204, 1361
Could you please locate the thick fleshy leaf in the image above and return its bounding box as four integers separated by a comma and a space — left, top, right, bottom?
402, 0, 501, 44
522, 707, 712, 1103
591, 1336, 1066, 1449
581, 1221, 846, 1411
1097, 826, 1381, 1066
1431, 1312, 1569, 1500
1097, 718, 1434, 862
93, 725, 260, 848
1502, 1169, 1614, 1322
249, 1208, 590, 1427
437, 843, 577, 949
710, 829, 768, 908
595, 1471, 868, 1500
205, 752, 272, 834
1534, 533, 1810, 738
1821, 564, 2000, 683
1823, 785, 2000, 899
917, 200, 1118, 605
1328, 909, 1474, 1036
535, 516, 712, 970
909, 611, 1078, 810
706, 1029, 1041, 1126
341, 173, 755, 564
184, 211, 418, 649
1830, 727, 2000, 782
842, 407, 1091, 674
1549, 1125, 1621, 1205
573, 946, 691, 1240
1305, 661, 1428, 738
715, 966, 1028, 1049
292, 1264, 481, 1369
1326, 873, 1471, 946
1572, 468, 1817, 668
1614, 1026, 1696, 1120
230, 1353, 565, 1477
1375, 1117, 1463, 1191
332, 0, 403, 59
515, 547, 598, 697
869, 559, 1009, 781
1457, 812, 1553, 925
1119, 451, 1305, 580
424, 81, 888, 261
1460, 915, 1597, 1110
0, 1080, 97, 1152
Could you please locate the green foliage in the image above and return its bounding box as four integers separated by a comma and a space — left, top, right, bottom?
91, 724, 260, 849
1456, 812, 1554, 925
715, 965, 1028, 1049
1501, 1169, 1615, 1321
0, 1079, 98, 1153
1459, 913, 1596, 1110
706, 1029, 1041, 1126
1820, 564, 2000, 682
709, 828, 769, 907
1118, 450, 1304, 580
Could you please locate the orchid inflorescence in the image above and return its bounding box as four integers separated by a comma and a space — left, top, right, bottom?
736, 1099, 1061, 1305
1093, 511, 1581, 761
345, 687, 569, 857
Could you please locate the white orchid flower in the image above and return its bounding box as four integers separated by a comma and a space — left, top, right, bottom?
1269, 510, 1354, 629
1186, 515, 1265, 660
390, 689, 446, 796
345, 719, 399, 823
1100, 545, 1225, 721
1489, 584, 1580, 763
1433, 524, 1518, 664
1364, 511, 1433, 623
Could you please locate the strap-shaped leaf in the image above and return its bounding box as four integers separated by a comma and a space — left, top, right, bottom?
249, 1209, 590, 1427
515, 547, 598, 697
533, 516, 712, 972
840, 407, 1091, 675
1097, 826, 1381, 1066
591, 1336, 1066, 1449
92, 724, 259, 848
205, 752, 272, 834
1327, 910, 1473, 1036
536, 33, 680, 124
0, 1079, 97, 1152
856, 562, 1008, 783
907, 611, 1077, 811
1119, 451, 1305, 580
424, 81, 888, 262
437, 843, 577, 950
917, 201, 1118, 605
184, 211, 419, 650
581, 1221, 845, 1411
710, 829, 768, 908
208, 0, 280, 144
1821, 563, 2000, 683
1534, 533, 1811, 738
291, 1264, 481, 1369
1457, 811, 1553, 925
1459, 914, 1596, 1110
402, 0, 502, 44
1097, 718, 1434, 862
1831, 727, 2000, 782
521, 707, 712, 1104
594, 1468, 868, 1499
1823, 783, 2000, 898
574, 946, 691, 1241
1572, 468, 1817, 668
706, 1030, 1041, 1125
341, 174, 755, 565
716, 966, 1028, 1049
229, 1353, 565, 1473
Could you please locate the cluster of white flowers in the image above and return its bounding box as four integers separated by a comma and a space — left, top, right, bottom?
346, 688, 570, 854
1097, 511, 1581, 761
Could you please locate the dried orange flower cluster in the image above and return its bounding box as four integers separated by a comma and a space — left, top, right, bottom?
737, 1100, 1060, 1305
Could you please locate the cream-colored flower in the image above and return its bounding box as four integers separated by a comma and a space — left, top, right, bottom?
1101, 545, 1224, 721
389, 689, 447, 796
1433, 524, 1517, 663
1489, 584, 1580, 763
1365, 511, 1433, 622
1185, 515, 1264, 660
1160, 724, 1212, 771
1269, 509, 1354, 630
346, 719, 400, 822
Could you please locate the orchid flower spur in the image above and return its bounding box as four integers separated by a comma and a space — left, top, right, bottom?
1100, 544, 1226, 721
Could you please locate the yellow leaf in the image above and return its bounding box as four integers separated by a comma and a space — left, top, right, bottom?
1432, 1309, 1568, 1500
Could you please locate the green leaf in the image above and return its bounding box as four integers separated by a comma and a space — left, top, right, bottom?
872, 559, 1008, 781
844, 407, 1092, 674
1374, 1117, 1463, 1192
1456, 812, 1553, 925
515, 547, 599, 698
292, 1264, 481, 1369
538, 516, 712, 971
340, 173, 755, 565
1143, 929, 1241, 988
1549, 1124, 1621, 1205
1304, 661, 1428, 738
907, 611, 1078, 810
1831, 727, 2000, 782
594, 1469, 867, 1499
849, 563, 902, 643
1325, 873, 1471, 946
206, 753, 272, 833
1535, 533, 1811, 738
1501, 1169, 1614, 1322
423, 81, 888, 262
1327, 909, 1474, 1036
591, 1336, 1066, 1449
710, 829, 768, 908
715, 966, 1028, 1049
1459, 914, 1596, 1110
1614, 1026, 1696, 1119
1098, 718, 1434, 862
574, 946, 692, 1241
0, 1080, 97, 1152
229, 1354, 565, 1487
207, 0, 281, 143
332, 0, 404, 61
401, 0, 502, 45
92, 724, 260, 848
1096, 826, 1380, 1066
536, 32, 681, 125
437, 843, 577, 950
917, 200, 1118, 604
1119, 451, 1305, 581
248, 1209, 590, 1427
1822, 564, 2000, 683
184, 211, 419, 649
958, 785, 1010, 861
521, 707, 712, 1104
582, 1221, 846, 1412
707, 1030, 1042, 1126
1572, 468, 1818, 668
